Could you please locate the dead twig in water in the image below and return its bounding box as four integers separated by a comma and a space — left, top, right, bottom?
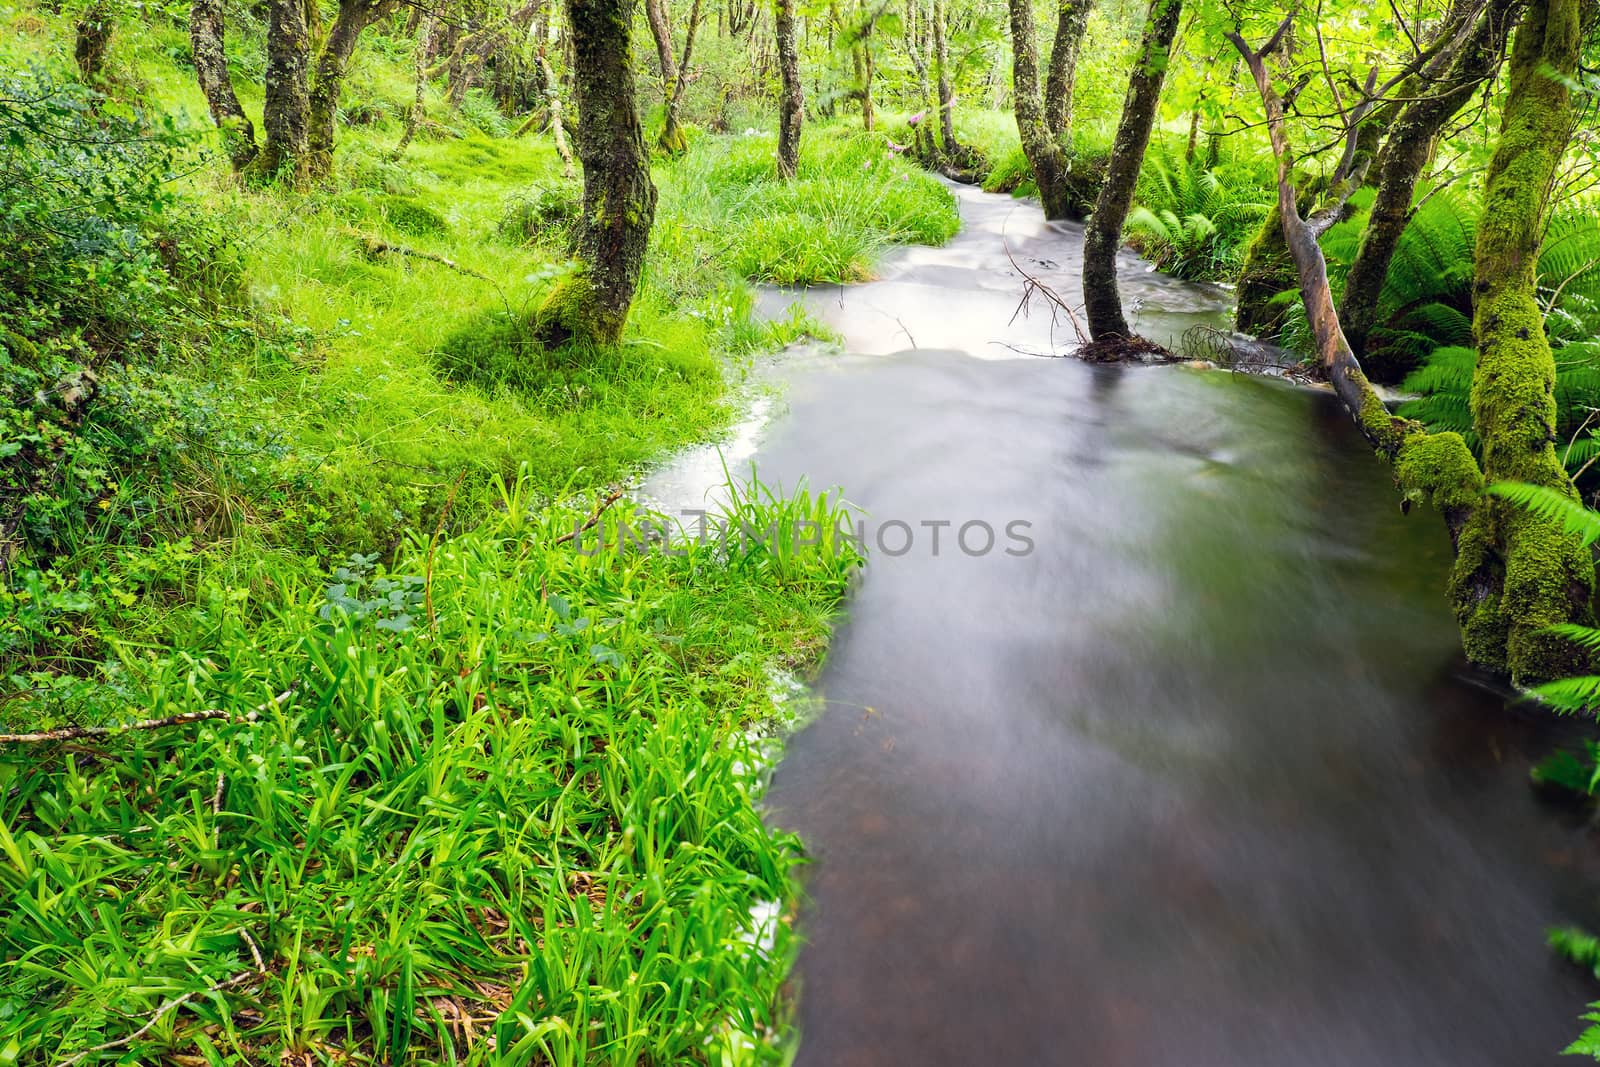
1002, 238, 1088, 348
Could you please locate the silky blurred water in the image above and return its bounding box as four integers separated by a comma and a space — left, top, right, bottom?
650, 181, 1600, 1065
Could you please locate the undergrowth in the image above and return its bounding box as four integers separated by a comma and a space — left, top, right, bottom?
0, 476, 862, 1064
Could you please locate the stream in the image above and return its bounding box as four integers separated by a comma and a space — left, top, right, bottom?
653, 181, 1600, 1064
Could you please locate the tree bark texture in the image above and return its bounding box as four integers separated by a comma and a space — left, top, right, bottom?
548, 0, 659, 345
260, 0, 312, 184
308, 0, 400, 183
776, 0, 804, 178
1082, 0, 1182, 341
1042, 0, 1093, 149
190, 0, 260, 170
1452, 0, 1595, 680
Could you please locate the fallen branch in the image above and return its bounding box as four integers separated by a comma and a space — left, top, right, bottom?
553, 487, 626, 545
0, 689, 294, 745
60, 971, 255, 1066
353, 232, 490, 281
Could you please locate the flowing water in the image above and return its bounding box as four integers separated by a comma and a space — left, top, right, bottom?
653, 182, 1600, 1064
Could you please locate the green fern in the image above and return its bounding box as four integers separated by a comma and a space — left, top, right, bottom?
1484, 482, 1600, 545
1126, 147, 1270, 281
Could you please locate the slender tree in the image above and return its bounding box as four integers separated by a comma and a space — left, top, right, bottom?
1006, 0, 1094, 218
1042, 0, 1092, 143
644, 0, 705, 153
308, 0, 401, 182
542, 0, 658, 344
1081, 0, 1182, 342
776, 0, 804, 178
190, 0, 259, 170
1337, 0, 1518, 356
931, 0, 963, 159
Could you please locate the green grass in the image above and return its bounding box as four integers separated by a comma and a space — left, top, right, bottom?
0, 476, 861, 1065
0, 6, 955, 691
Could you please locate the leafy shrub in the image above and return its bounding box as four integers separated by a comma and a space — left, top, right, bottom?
497, 180, 583, 248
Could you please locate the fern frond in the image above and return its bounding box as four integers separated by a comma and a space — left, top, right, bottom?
1484, 481, 1600, 546
1530, 675, 1600, 716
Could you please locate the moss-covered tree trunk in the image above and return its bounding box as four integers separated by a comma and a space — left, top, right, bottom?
1005, 0, 1068, 217
1234, 201, 1298, 336
259, 0, 312, 184
550, 0, 659, 345
776, 0, 804, 179
1450, 0, 1595, 681
307, 0, 399, 184
74, 0, 114, 86
1081, 0, 1181, 341
644, 0, 702, 154
853, 27, 876, 130
1042, 0, 1092, 150
1337, 0, 1517, 357
190, 0, 260, 171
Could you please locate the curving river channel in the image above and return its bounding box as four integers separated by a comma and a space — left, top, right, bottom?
655, 181, 1600, 1064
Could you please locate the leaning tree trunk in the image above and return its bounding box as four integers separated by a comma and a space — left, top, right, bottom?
1042, 0, 1093, 151
259, 0, 313, 184
776, 0, 803, 178
1082, 0, 1182, 342
190, 0, 260, 170
1450, 0, 1595, 681
1336, 0, 1517, 360
1228, 7, 1593, 684
74, 0, 113, 86
1005, 0, 1072, 217
543, 0, 659, 345
308, 0, 399, 183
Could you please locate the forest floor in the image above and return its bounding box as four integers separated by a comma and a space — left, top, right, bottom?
0, 11, 962, 1064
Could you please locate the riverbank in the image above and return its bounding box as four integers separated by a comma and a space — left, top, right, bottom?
0, 14, 943, 1062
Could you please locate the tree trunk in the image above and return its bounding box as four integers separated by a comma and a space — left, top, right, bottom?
190, 0, 260, 170
536, 49, 577, 178
1337, 0, 1517, 358
854, 33, 876, 130
74, 0, 114, 86
1042, 0, 1092, 150
904, 0, 939, 160
931, 0, 960, 156
1082, 0, 1182, 342
307, 0, 399, 183
1451, 0, 1595, 681
545, 0, 658, 345
1005, 0, 1071, 217
643, 0, 702, 153
776, 0, 804, 179
392, 13, 435, 160
260, 0, 313, 184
